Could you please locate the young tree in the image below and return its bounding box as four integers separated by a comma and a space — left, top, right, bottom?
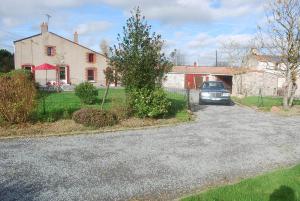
101, 67, 114, 109
0, 49, 14, 73
110, 7, 172, 91
100, 39, 110, 57
259, 0, 300, 109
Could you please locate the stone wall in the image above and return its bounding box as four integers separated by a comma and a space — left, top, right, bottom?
232, 72, 279, 96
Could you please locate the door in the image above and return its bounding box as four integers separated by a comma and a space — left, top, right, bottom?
59, 66, 67, 84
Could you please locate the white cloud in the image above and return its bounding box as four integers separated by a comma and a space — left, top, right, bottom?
76, 21, 112, 35
99, 0, 264, 24
0, 0, 265, 27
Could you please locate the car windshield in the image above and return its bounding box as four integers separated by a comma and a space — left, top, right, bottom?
202, 82, 224, 90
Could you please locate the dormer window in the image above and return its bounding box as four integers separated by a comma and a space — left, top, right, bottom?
46, 46, 56, 56
87, 53, 95, 63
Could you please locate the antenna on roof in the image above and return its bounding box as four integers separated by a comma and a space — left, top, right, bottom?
45, 14, 51, 25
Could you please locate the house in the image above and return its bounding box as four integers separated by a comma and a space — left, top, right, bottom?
163, 63, 236, 91
232, 48, 300, 97
14, 22, 108, 86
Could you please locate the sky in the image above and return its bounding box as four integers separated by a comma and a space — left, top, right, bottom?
0, 0, 265, 66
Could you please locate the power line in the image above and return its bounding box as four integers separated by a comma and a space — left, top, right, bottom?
0, 29, 25, 38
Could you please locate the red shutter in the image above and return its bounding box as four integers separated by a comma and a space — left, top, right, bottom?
52, 47, 56, 56
67, 65, 70, 84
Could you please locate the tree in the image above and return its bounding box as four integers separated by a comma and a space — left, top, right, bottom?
169, 49, 186, 66
100, 39, 109, 57
259, 0, 300, 109
220, 40, 257, 67
0, 49, 14, 73
110, 7, 172, 91
101, 67, 114, 109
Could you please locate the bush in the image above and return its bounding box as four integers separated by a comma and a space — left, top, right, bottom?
0, 70, 37, 123
72, 108, 118, 128
75, 82, 98, 104
129, 88, 171, 118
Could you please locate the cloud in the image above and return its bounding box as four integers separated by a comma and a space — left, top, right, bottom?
0, 0, 264, 27
76, 21, 112, 35
99, 0, 264, 24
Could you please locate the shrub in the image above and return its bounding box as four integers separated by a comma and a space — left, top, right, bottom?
75, 82, 98, 104
0, 70, 37, 123
129, 88, 171, 118
110, 98, 133, 121
72, 108, 118, 128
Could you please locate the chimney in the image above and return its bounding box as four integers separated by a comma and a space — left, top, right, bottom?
250, 47, 259, 55
40, 22, 48, 33
74, 31, 78, 43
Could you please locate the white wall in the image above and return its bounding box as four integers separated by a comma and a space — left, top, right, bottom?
163, 73, 185, 89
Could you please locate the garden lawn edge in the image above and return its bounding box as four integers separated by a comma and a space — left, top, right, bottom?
0, 115, 195, 140
178, 163, 300, 201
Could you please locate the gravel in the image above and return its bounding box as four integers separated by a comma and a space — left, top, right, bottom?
0, 104, 300, 201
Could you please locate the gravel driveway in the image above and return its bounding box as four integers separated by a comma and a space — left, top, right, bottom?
1, 105, 300, 201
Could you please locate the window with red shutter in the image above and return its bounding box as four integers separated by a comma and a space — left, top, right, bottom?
46, 46, 56, 56
88, 53, 95, 63
87, 69, 95, 81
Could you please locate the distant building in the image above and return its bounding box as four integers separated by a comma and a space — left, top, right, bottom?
14, 22, 108, 86
164, 49, 300, 98
232, 48, 300, 97
163, 63, 236, 91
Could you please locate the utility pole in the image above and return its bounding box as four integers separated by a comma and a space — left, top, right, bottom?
215, 50, 218, 67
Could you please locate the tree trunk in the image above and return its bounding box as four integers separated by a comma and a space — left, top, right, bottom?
283, 81, 289, 110
288, 83, 298, 107
101, 84, 110, 110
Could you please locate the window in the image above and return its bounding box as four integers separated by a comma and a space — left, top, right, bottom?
87, 69, 95, 81
46, 46, 55, 56
24, 66, 32, 71
60, 67, 66, 80
22, 65, 33, 72
88, 53, 95, 63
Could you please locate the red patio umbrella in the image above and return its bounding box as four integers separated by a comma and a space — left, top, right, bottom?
33, 63, 58, 84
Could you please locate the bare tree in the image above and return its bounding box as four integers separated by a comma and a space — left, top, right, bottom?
169, 49, 186, 65
220, 39, 256, 67
100, 39, 109, 57
259, 0, 300, 109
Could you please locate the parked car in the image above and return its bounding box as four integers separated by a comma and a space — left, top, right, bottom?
199, 81, 231, 105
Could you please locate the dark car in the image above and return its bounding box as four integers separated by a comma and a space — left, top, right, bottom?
199, 81, 231, 105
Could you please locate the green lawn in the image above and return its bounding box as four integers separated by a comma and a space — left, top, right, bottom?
34, 88, 189, 122
232, 96, 300, 111
182, 164, 300, 201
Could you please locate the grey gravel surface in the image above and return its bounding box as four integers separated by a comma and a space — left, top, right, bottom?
0, 105, 300, 201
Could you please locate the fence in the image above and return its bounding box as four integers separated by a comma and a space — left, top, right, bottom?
164, 87, 199, 111
36, 87, 195, 122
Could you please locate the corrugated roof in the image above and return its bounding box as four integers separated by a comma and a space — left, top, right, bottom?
170, 66, 262, 75
252, 55, 282, 63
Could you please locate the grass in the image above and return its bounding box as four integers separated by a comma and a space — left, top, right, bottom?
34, 88, 126, 121
182, 164, 300, 201
0, 89, 190, 138
232, 96, 300, 111
34, 88, 190, 122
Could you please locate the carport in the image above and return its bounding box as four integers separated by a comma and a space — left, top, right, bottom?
214, 75, 233, 91
166, 65, 236, 90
